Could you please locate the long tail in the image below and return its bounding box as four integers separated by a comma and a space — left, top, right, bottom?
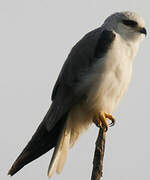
47, 119, 71, 177
8, 103, 89, 177
8, 116, 66, 176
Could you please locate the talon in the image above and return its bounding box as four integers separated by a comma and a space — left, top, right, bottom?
109, 118, 115, 127
93, 113, 109, 131
104, 113, 116, 127
93, 112, 115, 131
100, 114, 109, 131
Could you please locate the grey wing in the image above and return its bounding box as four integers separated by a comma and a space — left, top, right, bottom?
8, 29, 116, 177
44, 29, 116, 131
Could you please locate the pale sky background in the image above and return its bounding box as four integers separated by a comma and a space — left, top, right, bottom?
1, 0, 150, 180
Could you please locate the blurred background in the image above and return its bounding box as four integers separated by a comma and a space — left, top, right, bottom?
0, 0, 149, 179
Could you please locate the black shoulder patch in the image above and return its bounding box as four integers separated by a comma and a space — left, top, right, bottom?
94, 30, 116, 58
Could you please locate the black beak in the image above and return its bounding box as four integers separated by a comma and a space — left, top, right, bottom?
139, 27, 147, 36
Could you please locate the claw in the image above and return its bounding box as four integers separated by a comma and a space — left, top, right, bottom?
93, 112, 115, 131
104, 113, 116, 127
109, 119, 115, 127
93, 113, 109, 131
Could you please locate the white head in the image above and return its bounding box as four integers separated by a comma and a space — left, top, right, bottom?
103, 11, 147, 42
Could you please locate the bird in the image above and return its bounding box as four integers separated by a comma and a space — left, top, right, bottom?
8, 11, 146, 178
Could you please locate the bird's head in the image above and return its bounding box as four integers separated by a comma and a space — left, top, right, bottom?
103, 11, 147, 42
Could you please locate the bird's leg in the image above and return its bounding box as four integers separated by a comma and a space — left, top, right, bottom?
93, 112, 115, 131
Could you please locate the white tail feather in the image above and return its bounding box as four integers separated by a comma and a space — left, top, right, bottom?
47, 105, 92, 178
56, 130, 70, 173
47, 120, 71, 177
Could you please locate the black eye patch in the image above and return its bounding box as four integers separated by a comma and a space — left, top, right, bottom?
122, 20, 138, 27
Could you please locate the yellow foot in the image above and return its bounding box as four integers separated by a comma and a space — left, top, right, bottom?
93, 112, 115, 131
104, 113, 115, 127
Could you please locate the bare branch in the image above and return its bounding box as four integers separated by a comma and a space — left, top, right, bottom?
91, 126, 106, 180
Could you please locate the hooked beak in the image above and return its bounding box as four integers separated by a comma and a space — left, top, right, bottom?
139, 27, 147, 36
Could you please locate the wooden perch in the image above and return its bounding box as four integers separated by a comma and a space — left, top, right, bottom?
91, 126, 106, 180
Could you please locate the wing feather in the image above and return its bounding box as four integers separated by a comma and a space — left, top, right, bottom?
8, 28, 116, 176
45, 29, 115, 131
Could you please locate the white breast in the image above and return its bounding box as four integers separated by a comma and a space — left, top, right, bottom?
85, 33, 139, 114
67, 32, 140, 145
